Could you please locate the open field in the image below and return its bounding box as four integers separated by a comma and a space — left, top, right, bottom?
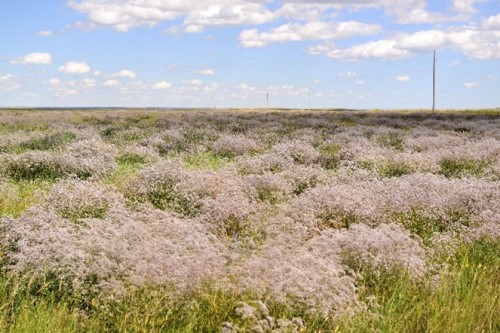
0, 108, 499, 332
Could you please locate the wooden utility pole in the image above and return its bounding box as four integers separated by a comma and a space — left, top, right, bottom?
308, 85, 311, 112
266, 92, 269, 111
432, 49, 436, 112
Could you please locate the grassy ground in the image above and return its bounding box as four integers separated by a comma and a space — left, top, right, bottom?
0, 238, 496, 332
0, 109, 499, 332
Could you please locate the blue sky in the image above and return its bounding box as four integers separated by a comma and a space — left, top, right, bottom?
0, 0, 499, 109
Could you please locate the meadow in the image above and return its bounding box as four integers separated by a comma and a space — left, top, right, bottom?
0, 108, 499, 332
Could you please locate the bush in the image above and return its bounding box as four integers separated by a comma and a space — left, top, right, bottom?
439, 158, 490, 178
47, 178, 123, 222
12, 132, 76, 152
211, 135, 260, 158
1, 152, 65, 181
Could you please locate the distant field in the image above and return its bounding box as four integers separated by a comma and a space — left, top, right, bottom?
0, 109, 499, 332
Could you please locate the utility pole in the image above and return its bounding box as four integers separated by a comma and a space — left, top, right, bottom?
266, 92, 269, 111
432, 49, 436, 112
308, 85, 311, 112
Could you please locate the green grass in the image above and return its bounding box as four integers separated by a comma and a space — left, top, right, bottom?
1, 239, 496, 332
439, 158, 491, 178
392, 209, 469, 244
318, 143, 342, 170
378, 160, 414, 178
7, 132, 76, 153
0, 179, 53, 218
332, 238, 500, 333
104, 160, 144, 190
184, 151, 231, 170
378, 132, 403, 151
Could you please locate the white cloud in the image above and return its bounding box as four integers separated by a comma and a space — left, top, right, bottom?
274, 3, 339, 21
310, 39, 410, 60
38, 30, 55, 37
93, 70, 101, 76
185, 24, 205, 33
452, 0, 483, 14
48, 78, 60, 85
59, 61, 91, 74
153, 81, 172, 89
111, 69, 137, 78
0, 74, 21, 92
11, 52, 52, 65
84, 78, 96, 87
69, 0, 457, 32
464, 82, 479, 88
239, 21, 381, 48
69, 0, 274, 32
310, 26, 500, 60
483, 14, 500, 30
449, 60, 461, 66
184, 79, 204, 86
0, 74, 15, 81
341, 71, 358, 77
355, 80, 365, 85
198, 69, 215, 76
103, 79, 119, 87
396, 75, 410, 82
164, 24, 205, 35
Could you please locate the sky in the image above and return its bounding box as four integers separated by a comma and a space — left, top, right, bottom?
0, 0, 499, 109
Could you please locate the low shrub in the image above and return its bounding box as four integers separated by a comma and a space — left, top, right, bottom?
1, 152, 65, 181
12, 132, 76, 152
439, 157, 490, 178
211, 135, 260, 158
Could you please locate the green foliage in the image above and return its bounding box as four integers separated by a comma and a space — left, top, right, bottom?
439, 158, 490, 178
318, 143, 341, 170
184, 151, 229, 170
4, 157, 63, 181
392, 208, 468, 244
9, 132, 76, 153
378, 160, 414, 178
378, 132, 403, 151
0, 179, 52, 217
316, 207, 358, 230
334, 239, 500, 333
117, 152, 147, 165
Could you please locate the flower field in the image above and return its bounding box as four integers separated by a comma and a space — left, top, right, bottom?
0, 109, 499, 332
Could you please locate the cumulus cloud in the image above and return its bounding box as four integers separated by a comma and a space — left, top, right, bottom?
153, 81, 172, 89
340, 71, 358, 77
164, 24, 205, 35
0, 74, 21, 92
68, 0, 455, 31
48, 78, 60, 85
396, 75, 410, 82
239, 21, 381, 47
103, 79, 119, 87
464, 82, 479, 88
11, 52, 52, 65
198, 69, 215, 76
111, 70, 137, 78
59, 62, 91, 74
452, 0, 483, 14
184, 79, 204, 86
483, 14, 500, 30
84, 78, 96, 88
38, 30, 55, 37
0, 74, 15, 81
310, 39, 410, 60
310, 26, 500, 60
69, 0, 274, 32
